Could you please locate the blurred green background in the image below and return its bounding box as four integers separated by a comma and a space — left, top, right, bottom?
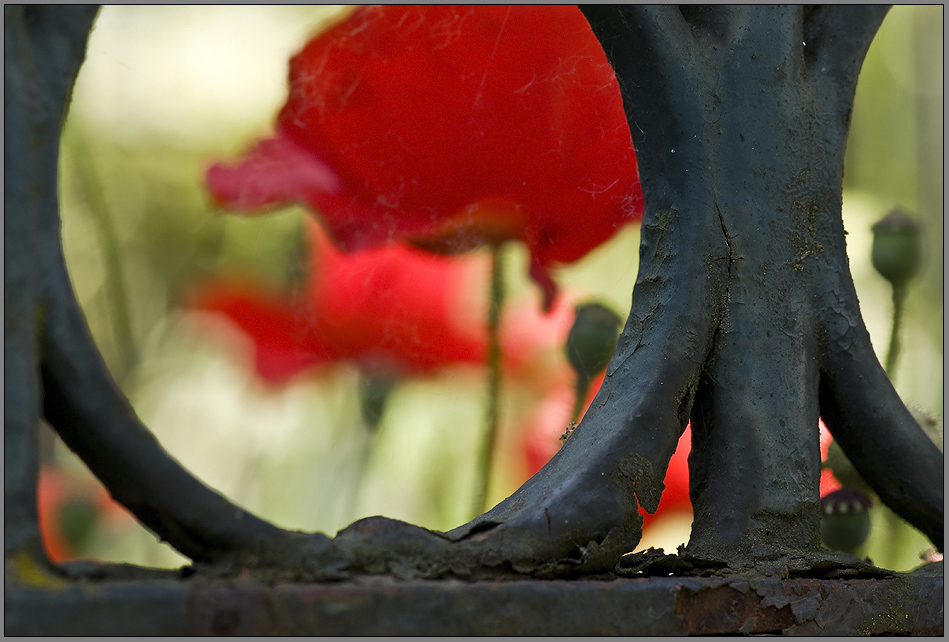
49, 6, 942, 570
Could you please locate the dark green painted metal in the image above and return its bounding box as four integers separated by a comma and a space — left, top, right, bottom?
5, 570, 943, 636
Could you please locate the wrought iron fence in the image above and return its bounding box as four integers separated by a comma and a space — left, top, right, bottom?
5, 5, 942, 590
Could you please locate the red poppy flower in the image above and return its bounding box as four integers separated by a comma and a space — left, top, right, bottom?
206, 5, 642, 310
188, 219, 575, 384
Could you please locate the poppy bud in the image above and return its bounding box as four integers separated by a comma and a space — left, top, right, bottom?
871, 208, 923, 288
820, 487, 872, 554
823, 440, 874, 497
58, 498, 99, 553
565, 303, 623, 382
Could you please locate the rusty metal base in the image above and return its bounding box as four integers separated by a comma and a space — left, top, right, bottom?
5, 564, 943, 636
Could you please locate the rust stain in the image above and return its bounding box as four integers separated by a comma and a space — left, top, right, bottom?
676, 585, 795, 635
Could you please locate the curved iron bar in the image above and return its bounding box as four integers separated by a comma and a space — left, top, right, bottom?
6, 4, 104, 570
5, 5, 321, 576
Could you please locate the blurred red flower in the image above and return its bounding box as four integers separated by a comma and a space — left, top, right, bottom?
37, 466, 132, 563
188, 219, 575, 384
206, 5, 642, 309
523, 416, 842, 531
818, 419, 841, 496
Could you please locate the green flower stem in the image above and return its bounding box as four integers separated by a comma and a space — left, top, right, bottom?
347, 374, 396, 520
471, 244, 505, 519
883, 283, 908, 377
345, 430, 377, 522
880, 282, 913, 566
65, 133, 138, 382
570, 374, 591, 426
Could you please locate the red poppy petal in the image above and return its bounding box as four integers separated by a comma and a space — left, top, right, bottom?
818, 418, 832, 460
187, 280, 331, 382
303, 219, 489, 374
37, 468, 72, 562
206, 135, 342, 213
820, 468, 842, 497
640, 425, 692, 529
528, 256, 559, 313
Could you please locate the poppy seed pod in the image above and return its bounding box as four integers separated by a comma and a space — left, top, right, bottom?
820, 487, 872, 554
565, 303, 623, 382
871, 208, 923, 288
